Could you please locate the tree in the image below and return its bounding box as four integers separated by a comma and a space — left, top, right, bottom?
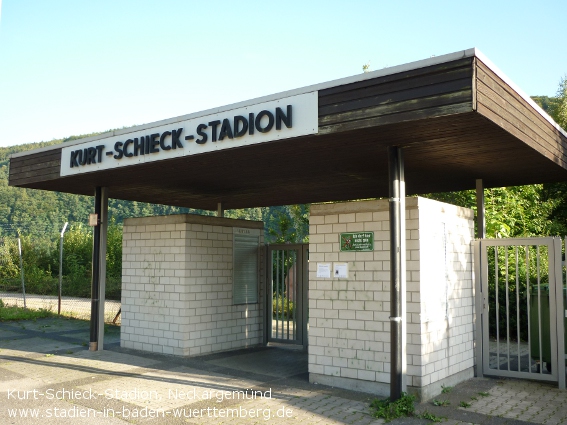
266, 205, 309, 243
532, 95, 557, 114
550, 76, 567, 130
539, 76, 567, 235
426, 185, 558, 238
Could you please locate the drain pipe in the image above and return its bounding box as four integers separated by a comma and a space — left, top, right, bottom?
388, 146, 405, 400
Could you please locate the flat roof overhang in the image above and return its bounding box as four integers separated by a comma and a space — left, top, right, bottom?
9, 49, 567, 210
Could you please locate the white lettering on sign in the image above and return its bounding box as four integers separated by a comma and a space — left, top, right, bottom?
60, 92, 318, 176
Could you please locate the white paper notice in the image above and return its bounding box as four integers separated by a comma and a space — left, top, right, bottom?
334, 263, 348, 278
317, 263, 331, 278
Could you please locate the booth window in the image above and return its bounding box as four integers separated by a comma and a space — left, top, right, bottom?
233, 230, 259, 304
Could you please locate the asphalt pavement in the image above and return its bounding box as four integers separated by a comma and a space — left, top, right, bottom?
1, 316, 566, 425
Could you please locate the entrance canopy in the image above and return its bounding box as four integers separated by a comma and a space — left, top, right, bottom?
9, 48, 567, 210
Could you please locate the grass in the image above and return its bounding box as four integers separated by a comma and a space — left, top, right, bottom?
433, 399, 450, 406
0, 301, 56, 321
418, 411, 445, 422
371, 394, 446, 423
441, 385, 452, 394
0, 300, 105, 325
370, 393, 416, 422
459, 401, 471, 408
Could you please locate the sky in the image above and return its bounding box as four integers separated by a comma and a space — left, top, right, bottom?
0, 0, 565, 148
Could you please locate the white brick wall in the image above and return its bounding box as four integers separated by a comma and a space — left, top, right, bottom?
415, 198, 475, 388
121, 214, 264, 356
308, 197, 474, 394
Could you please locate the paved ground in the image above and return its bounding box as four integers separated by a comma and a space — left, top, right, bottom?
1, 317, 567, 424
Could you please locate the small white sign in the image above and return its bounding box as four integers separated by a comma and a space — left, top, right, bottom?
317, 263, 331, 278
334, 263, 349, 279
88, 213, 98, 227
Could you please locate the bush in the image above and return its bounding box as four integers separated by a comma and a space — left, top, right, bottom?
106, 276, 122, 300
273, 295, 294, 319
0, 222, 123, 300
0, 238, 20, 279
19, 268, 58, 296
106, 223, 123, 279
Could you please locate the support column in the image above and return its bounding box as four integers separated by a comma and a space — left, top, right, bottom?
475, 179, 485, 377
388, 146, 406, 400
97, 188, 108, 350
476, 179, 486, 239
89, 187, 108, 351
217, 202, 224, 218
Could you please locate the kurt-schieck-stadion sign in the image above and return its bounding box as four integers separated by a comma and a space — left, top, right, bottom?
60, 92, 318, 176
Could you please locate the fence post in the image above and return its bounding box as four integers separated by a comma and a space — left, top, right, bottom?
17, 233, 26, 309
554, 237, 565, 389
58, 222, 68, 315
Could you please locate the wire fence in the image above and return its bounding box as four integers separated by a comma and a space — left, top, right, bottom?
0, 223, 122, 324
0, 293, 121, 324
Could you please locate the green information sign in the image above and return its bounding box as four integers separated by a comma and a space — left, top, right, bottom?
340, 232, 374, 252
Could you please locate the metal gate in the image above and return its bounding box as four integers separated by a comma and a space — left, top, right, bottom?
265, 244, 308, 348
474, 237, 565, 388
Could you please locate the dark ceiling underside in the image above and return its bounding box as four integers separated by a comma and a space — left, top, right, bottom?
21, 112, 567, 210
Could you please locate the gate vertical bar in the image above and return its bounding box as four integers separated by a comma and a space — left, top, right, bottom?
276, 250, 280, 340
388, 146, 404, 400
547, 242, 559, 380
505, 248, 510, 370
293, 250, 297, 340
527, 246, 532, 373
292, 250, 296, 339
263, 245, 270, 346
553, 237, 565, 389
287, 251, 291, 340
298, 249, 301, 341
302, 245, 309, 349
516, 247, 521, 371
495, 248, 500, 369
537, 246, 543, 373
